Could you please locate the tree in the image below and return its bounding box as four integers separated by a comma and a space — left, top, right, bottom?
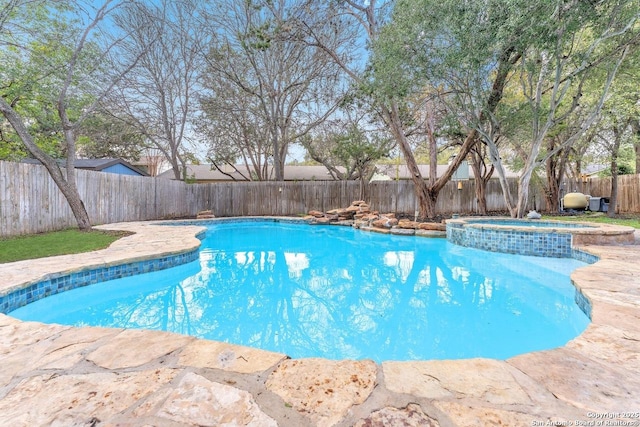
200, 0, 347, 181
293, 0, 442, 217
372, 0, 523, 218
0, 2, 75, 161
376, 0, 639, 218
197, 51, 273, 181
496, 0, 637, 217
302, 107, 393, 198
76, 107, 146, 160
107, 0, 207, 180
0, 0, 147, 230
590, 76, 639, 216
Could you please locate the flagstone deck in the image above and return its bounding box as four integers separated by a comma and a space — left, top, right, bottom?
0, 221, 639, 427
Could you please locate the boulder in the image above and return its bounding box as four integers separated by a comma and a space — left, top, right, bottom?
326, 208, 346, 215
527, 210, 542, 219
418, 222, 447, 231
390, 227, 415, 236
196, 210, 215, 219
372, 217, 398, 229
398, 219, 419, 229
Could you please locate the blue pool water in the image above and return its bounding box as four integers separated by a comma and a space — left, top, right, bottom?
11, 221, 590, 362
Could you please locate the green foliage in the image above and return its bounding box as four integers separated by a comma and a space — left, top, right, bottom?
0, 229, 127, 263
0, 0, 102, 159
77, 111, 146, 160
599, 163, 635, 177
330, 125, 391, 171
241, 21, 274, 51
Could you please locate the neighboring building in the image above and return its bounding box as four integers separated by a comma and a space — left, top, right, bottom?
581, 164, 608, 178
21, 158, 149, 177
158, 163, 519, 183
73, 159, 149, 176
157, 164, 346, 182
372, 164, 520, 181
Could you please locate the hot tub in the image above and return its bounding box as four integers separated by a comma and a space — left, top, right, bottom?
446, 217, 635, 258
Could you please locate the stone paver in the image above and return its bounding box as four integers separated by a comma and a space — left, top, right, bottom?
266, 358, 377, 427
178, 339, 287, 374
353, 403, 440, 427
0, 219, 639, 426
150, 372, 278, 426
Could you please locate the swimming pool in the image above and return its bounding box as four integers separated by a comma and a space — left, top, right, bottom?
10, 220, 590, 362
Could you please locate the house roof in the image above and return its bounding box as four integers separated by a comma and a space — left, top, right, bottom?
20, 158, 149, 176
582, 164, 608, 176
158, 163, 520, 181
73, 158, 147, 175
373, 163, 520, 180
157, 164, 347, 181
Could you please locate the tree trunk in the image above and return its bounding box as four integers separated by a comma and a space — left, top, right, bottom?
465, 47, 522, 217
383, 103, 435, 218
0, 98, 92, 231
608, 124, 623, 218
473, 175, 487, 214
469, 141, 493, 215
515, 167, 535, 218
544, 174, 560, 213
609, 158, 619, 218
632, 119, 640, 173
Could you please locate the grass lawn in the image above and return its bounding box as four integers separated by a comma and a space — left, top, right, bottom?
0, 229, 129, 264
544, 212, 640, 229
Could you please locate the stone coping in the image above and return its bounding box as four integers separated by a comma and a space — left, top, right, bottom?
1, 219, 639, 426
447, 216, 636, 240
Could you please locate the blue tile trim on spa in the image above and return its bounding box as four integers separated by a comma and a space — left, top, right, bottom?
0, 236, 203, 315
446, 223, 598, 261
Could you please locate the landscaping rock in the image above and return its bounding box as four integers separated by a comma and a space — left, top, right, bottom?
418, 222, 447, 231
307, 201, 448, 236
398, 219, 419, 229
196, 210, 215, 219
326, 208, 345, 215
390, 227, 415, 236
372, 217, 398, 229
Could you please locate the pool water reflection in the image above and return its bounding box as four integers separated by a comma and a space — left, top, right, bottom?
11, 221, 590, 362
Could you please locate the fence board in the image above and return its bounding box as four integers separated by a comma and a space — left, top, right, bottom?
2, 160, 639, 237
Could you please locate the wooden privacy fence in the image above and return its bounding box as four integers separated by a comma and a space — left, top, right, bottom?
585, 174, 640, 214
3, 159, 637, 237
0, 161, 193, 236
